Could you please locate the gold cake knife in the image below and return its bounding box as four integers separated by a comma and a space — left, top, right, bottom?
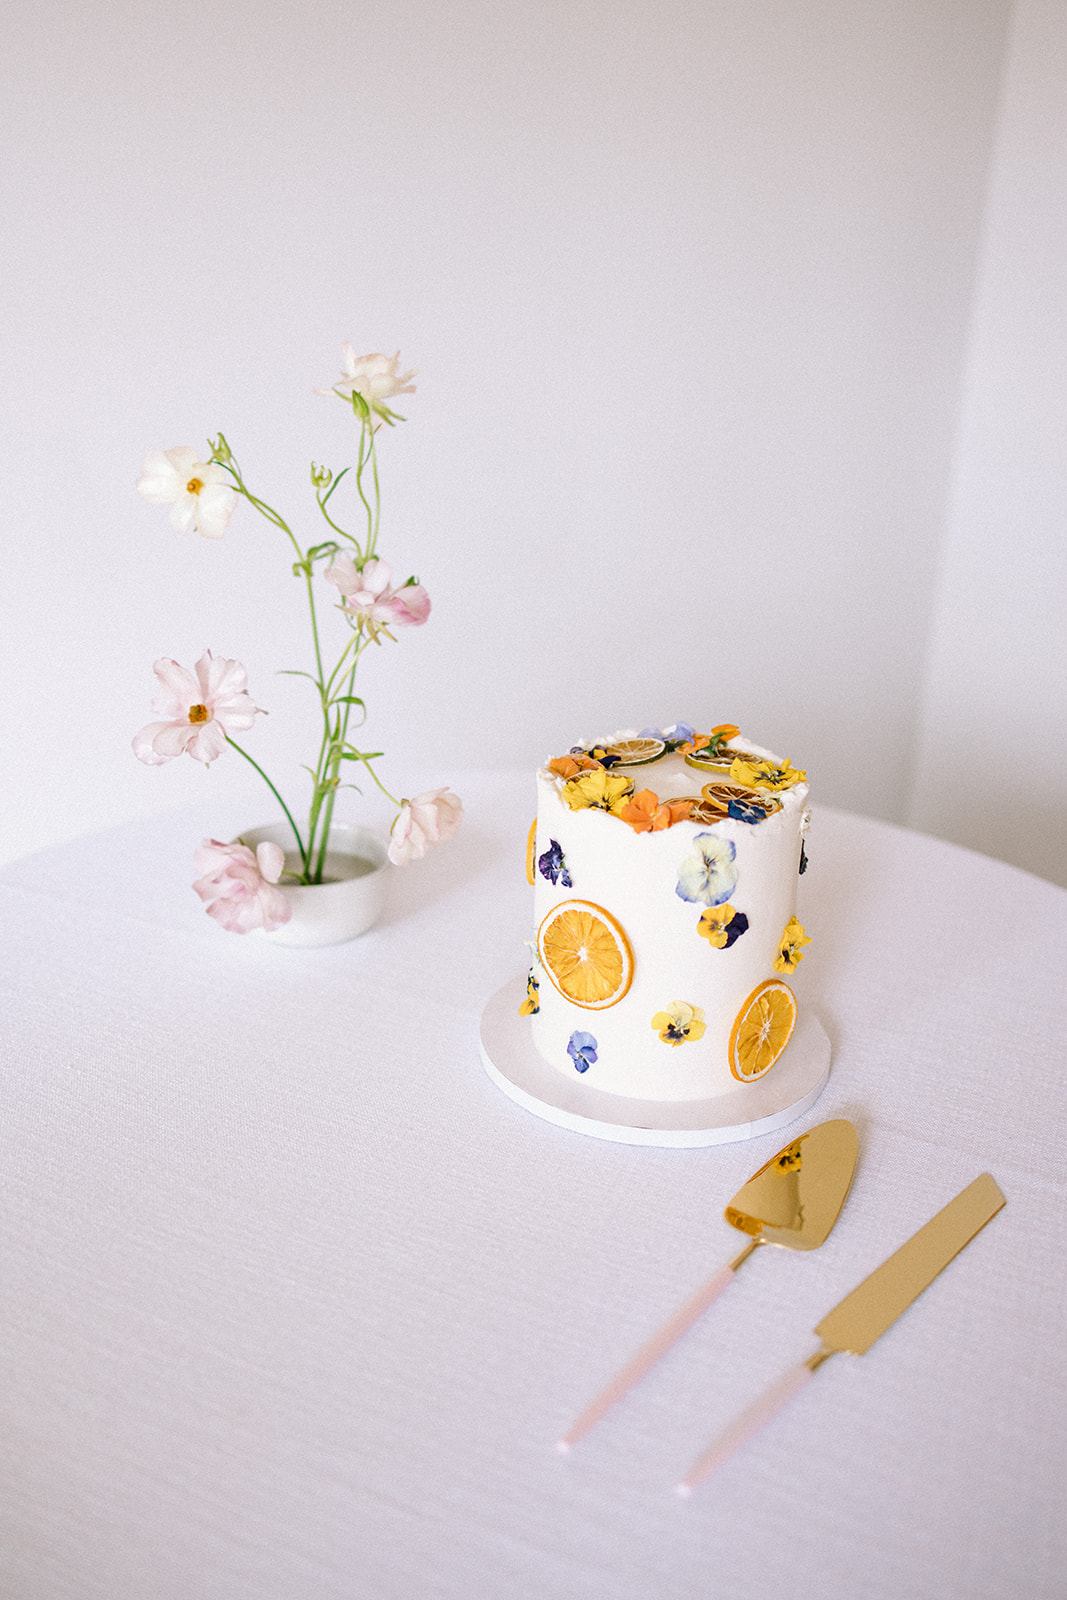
678, 1171, 1006, 1495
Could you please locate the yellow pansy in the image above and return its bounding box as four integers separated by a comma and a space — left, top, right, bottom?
561, 768, 635, 815
519, 971, 540, 1015
729, 756, 807, 791
774, 916, 812, 973
651, 1001, 707, 1047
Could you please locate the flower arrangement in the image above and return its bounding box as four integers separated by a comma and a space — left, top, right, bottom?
133, 344, 461, 933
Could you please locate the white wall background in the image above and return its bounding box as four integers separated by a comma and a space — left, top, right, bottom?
3, 0, 1061, 883
908, 0, 1067, 885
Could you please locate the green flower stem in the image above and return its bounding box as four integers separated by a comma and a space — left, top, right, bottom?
348, 747, 401, 807
224, 737, 307, 868
303, 566, 326, 692
316, 491, 357, 548
354, 423, 376, 551
312, 657, 359, 881
368, 432, 381, 558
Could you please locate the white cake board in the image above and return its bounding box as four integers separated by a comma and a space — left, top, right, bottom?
479, 976, 831, 1148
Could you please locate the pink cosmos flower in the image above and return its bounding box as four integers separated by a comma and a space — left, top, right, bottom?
314, 346, 416, 421
191, 838, 292, 933
388, 788, 463, 866
136, 447, 237, 539
132, 651, 259, 766
325, 553, 431, 633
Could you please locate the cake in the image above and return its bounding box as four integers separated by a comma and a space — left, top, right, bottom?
522, 723, 811, 1102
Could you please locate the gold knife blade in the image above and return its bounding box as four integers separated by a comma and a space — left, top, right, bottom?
814, 1172, 1006, 1359
678, 1172, 1006, 1493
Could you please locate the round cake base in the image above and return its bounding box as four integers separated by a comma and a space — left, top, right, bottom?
478, 976, 831, 1147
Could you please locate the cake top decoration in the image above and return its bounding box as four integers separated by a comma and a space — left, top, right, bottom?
541, 726, 806, 832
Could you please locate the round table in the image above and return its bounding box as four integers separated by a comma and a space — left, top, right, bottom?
0, 778, 1063, 1599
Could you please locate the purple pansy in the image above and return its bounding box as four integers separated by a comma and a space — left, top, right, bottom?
567, 1031, 598, 1073
727, 796, 769, 825
538, 839, 573, 888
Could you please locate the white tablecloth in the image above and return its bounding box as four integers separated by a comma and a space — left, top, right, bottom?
1, 777, 1064, 1599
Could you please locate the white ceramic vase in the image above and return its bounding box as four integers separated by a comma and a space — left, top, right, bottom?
240, 820, 391, 947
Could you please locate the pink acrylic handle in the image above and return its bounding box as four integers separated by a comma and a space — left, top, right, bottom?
677, 1357, 817, 1495
558, 1263, 738, 1452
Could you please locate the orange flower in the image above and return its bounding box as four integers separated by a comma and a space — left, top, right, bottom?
710, 723, 740, 740
547, 753, 603, 779
677, 734, 710, 755
618, 788, 694, 832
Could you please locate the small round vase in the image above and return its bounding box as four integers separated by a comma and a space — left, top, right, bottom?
240, 821, 391, 947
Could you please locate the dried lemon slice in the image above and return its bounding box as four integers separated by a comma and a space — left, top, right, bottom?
526, 819, 537, 885
683, 744, 741, 773
729, 979, 797, 1081
537, 899, 634, 1009
601, 737, 666, 766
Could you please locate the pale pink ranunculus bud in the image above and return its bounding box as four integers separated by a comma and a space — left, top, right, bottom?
314, 346, 416, 417
191, 838, 292, 933
388, 788, 463, 866
137, 446, 237, 539
132, 651, 259, 766
325, 554, 430, 632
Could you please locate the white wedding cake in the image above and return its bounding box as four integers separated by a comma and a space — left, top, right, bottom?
522, 724, 811, 1103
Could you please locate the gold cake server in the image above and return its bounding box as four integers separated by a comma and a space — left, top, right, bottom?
558, 1119, 858, 1451
677, 1171, 1006, 1494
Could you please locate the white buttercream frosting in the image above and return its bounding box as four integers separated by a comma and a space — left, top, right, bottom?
527, 732, 808, 1102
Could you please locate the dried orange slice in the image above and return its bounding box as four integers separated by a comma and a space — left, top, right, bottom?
676, 796, 725, 824
537, 899, 634, 1009
526, 820, 537, 884
601, 736, 666, 766
701, 782, 781, 819
729, 979, 797, 1081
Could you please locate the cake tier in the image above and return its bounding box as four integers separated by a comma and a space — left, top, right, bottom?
526, 736, 809, 1102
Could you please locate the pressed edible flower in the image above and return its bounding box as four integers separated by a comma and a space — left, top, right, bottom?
561, 768, 634, 815
132, 651, 259, 766
696, 903, 750, 949
538, 839, 572, 887
727, 795, 776, 824
136, 447, 238, 539
191, 838, 292, 933
675, 833, 738, 907
774, 916, 812, 973
388, 788, 463, 865
618, 789, 693, 833
547, 754, 602, 779
730, 756, 806, 792
567, 1030, 598, 1073
325, 553, 431, 634
519, 971, 540, 1016
651, 1001, 706, 1047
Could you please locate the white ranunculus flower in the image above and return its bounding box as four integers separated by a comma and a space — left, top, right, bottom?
136, 446, 237, 539
315, 345, 416, 421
